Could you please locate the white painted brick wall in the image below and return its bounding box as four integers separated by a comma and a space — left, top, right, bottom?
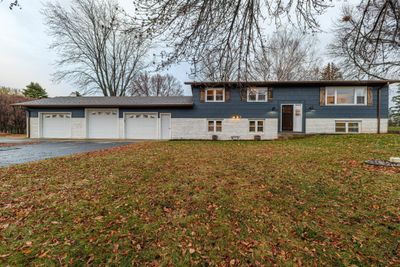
306, 118, 388, 134
171, 118, 278, 140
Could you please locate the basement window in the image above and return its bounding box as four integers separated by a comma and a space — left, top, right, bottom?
335, 121, 360, 133
249, 120, 264, 133
208, 120, 222, 132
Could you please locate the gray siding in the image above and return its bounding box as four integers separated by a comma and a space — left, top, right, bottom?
29, 108, 85, 118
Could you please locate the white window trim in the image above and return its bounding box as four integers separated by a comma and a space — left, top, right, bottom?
247, 88, 268, 102
335, 121, 361, 133
207, 120, 223, 132
205, 88, 225, 102
325, 86, 367, 106
249, 120, 264, 133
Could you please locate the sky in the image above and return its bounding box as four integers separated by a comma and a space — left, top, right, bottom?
0, 0, 377, 98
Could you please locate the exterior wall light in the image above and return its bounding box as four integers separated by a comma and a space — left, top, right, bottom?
231, 115, 242, 119
308, 106, 315, 111
271, 107, 276, 111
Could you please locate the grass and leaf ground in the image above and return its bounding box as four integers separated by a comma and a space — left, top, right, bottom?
0, 135, 399, 266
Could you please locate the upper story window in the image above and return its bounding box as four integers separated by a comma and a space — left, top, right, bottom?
326, 87, 367, 105
247, 88, 268, 102
206, 88, 225, 102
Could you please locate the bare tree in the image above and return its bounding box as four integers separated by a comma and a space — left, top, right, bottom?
193, 49, 239, 82
133, 0, 332, 81
43, 0, 149, 96
130, 73, 183, 96
320, 62, 343, 80
252, 28, 320, 81
329, 1, 400, 79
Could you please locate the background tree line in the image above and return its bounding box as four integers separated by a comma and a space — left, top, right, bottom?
0, 82, 47, 134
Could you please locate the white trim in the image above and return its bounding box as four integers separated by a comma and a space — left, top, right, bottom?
246, 87, 268, 102
123, 112, 159, 140
85, 108, 119, 139
160, 113, 172, 140
205, 88, 225, 102
39, 112, 72, 138
325, 86, 367, 106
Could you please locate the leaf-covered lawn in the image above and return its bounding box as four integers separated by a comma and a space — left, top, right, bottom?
1, 135, 399, 266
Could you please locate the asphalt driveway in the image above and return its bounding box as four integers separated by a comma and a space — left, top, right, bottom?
0, 141, 133, 167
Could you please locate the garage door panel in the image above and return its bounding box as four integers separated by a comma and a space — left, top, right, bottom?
87, 110, 119, 139
42, 113, 72, 138
125, 113, 158, 139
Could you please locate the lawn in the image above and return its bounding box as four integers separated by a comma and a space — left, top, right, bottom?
0, 135, 399, 266
389, 125, 400, 132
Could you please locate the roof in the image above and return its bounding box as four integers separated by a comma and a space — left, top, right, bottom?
185, 80, 400, 87
14, 96, 193, 108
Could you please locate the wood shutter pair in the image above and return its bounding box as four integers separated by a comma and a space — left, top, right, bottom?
320, 86, 373, 106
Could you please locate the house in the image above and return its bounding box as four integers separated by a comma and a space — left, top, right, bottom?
14, 80, 396, 140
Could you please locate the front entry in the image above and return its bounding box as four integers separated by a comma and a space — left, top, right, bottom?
281, 104, 303, 132
282, 105, 293, 131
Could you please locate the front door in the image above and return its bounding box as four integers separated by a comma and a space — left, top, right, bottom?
160, 113, 171, 140
281, 105, 293, 131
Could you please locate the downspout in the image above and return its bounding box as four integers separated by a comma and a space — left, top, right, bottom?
376, 82, 389, 134
26, 109, 30, 138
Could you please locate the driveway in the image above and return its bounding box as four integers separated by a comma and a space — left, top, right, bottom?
0, 141, 133, 167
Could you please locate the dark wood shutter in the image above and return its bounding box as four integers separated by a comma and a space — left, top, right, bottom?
267, 88, 273, 101
320, 87, 326, 106
200, 89, 205, 102
225, 88, 231, 102
367, 87, 373, 106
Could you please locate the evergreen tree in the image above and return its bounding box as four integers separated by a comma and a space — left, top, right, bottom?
22, 82, 48, 98
390, 86, 400, 125
320, 63, 343, 80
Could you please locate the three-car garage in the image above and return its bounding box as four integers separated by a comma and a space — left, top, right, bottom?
17, 96, 193, 140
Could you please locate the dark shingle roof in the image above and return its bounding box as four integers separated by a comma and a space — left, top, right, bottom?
14, 96, 193, 108
185, 80, 400, 87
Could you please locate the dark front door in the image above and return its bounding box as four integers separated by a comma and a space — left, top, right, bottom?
282, 105, 293, 131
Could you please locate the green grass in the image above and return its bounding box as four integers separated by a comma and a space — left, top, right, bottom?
389, 125, 400, 132
1, 135, 399, 266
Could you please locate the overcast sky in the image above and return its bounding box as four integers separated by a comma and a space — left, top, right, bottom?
0, 0, 360, 97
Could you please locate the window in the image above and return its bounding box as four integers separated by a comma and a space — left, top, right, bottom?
249, 120, 264, 133
208, 120, 222, 132
247, 88, 268, 102
335, 121, 360, 133
206, 88, 225, 102
326, 87, 367, 105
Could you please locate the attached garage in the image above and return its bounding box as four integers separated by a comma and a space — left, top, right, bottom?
41, 113, 72, 138
124, 113, 158, 139
87, 109, 119, 139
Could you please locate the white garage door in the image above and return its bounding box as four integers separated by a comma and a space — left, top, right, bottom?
41, 113, 72, 138
87, 109, 119, 139
125, 113, 158, 139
